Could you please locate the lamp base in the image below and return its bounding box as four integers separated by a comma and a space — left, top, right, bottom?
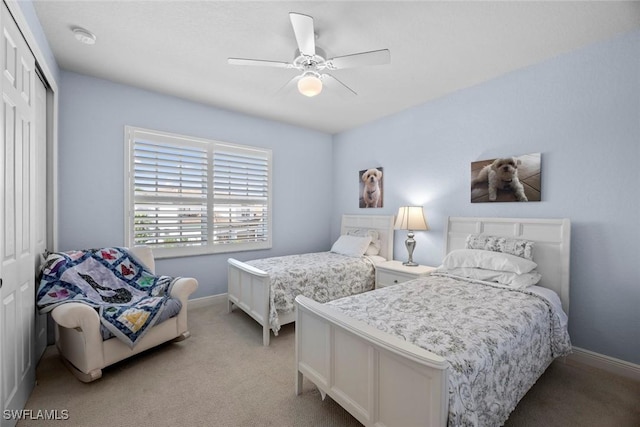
403, 231, 419, 267
402, 261, 419, 267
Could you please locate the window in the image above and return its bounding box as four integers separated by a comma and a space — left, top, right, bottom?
124, 126, 272, 258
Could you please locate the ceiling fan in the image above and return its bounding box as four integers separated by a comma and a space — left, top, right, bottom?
228, 12, 390, 97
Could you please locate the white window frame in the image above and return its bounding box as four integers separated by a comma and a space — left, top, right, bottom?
124, 126, 272, 258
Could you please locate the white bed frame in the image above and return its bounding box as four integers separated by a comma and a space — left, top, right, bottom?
295, 216, 570, 427
227, 214, 395, 346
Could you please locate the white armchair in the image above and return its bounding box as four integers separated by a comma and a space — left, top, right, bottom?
50, 246, 198, 382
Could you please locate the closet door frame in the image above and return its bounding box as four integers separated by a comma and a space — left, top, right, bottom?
1, 1, 38, 420
0, 1, 58, 424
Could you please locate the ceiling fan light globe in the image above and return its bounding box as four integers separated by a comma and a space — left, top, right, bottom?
297, 74, 323, 97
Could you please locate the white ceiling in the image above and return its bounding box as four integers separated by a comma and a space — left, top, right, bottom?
33, 1, 640, 134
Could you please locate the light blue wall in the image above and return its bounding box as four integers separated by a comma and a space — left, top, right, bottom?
58, 72, 333, 298
24, 0, 638, 365
332, 31, 640, 364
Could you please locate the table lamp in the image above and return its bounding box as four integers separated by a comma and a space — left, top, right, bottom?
394, 206, 429, 266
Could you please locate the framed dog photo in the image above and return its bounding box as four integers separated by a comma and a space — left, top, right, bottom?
359, 167, 383, 208
470, 153, 541, 203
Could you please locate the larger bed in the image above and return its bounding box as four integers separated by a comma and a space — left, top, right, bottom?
227, 214, 395, 345
295, 216, 571, 427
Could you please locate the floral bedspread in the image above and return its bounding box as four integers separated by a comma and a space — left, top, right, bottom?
325, 274, 572, 427
246, 252, 375, 334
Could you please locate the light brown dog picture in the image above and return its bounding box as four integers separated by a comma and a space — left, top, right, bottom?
359, 167, 383, 208
471, 153, 541, 203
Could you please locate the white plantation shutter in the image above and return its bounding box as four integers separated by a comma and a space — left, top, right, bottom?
213, 146, 270, 246
125, 127, 272, 258
133, 140, 209, 248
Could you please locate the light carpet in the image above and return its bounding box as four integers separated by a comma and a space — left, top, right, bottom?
19, 300, 640, 426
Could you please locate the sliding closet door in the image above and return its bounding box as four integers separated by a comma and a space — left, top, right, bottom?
0, 2, 37, 424
34, 74, 47, 361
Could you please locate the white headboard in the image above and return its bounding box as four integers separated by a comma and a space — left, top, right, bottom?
445, 217, 571, 314
341, 215, 395, 261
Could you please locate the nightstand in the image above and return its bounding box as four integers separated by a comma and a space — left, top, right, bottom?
375, 260, 436, 289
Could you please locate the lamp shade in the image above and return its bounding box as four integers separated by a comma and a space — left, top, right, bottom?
297, 73, 323, 97
394, 206, 429, 231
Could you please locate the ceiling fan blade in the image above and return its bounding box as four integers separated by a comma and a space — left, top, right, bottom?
322, 73, 357, 97
289, 13, 316, 56
327, 49, 391, 70
275, 75, 302, 97
228, 58, 292, 69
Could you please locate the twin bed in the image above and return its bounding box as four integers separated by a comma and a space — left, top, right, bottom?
295, 216, 571, 427
227, 214, 395, 345
228, 215, 572, 426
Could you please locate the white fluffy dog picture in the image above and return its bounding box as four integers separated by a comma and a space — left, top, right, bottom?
359, 167, 383, 208
470, 153, 541, 203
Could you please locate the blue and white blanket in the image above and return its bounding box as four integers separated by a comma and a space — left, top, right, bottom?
37, 247, 180, 348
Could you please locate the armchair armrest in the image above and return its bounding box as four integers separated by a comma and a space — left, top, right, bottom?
50, 302, 105, 379
51, 302, 101, 331
169, 277, 198, 334
170, 277, 198, 304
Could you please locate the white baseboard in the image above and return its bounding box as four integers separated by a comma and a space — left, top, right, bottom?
567, 347, 640, 382
188, 293, 227, 310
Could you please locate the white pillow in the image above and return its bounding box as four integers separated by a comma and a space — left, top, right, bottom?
364, 239, 382, 256
365, 255, 387, 265
330, 235, 372, 257
435, 266, 542, 289
442, 249, 537, 274
347, 229, 381, 256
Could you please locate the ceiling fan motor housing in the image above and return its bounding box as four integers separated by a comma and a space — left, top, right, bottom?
294, 47, 327, 72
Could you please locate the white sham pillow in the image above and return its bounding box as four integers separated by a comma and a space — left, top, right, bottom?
364, 239, 382, 256
465, 234, 534, 260
330, 235, 372, 257
347, 228, 379, 240
365, 255, 387, 265
347, 229, 381, 256
435, 266, 542, 289
442, 249, 537, 274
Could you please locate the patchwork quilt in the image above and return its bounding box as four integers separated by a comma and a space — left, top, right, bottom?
37, 247, 180, 348
325, 274, 572, 427
246, 252, 376, 334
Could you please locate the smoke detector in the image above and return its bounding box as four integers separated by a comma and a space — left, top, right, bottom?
72, 27, 96, 45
